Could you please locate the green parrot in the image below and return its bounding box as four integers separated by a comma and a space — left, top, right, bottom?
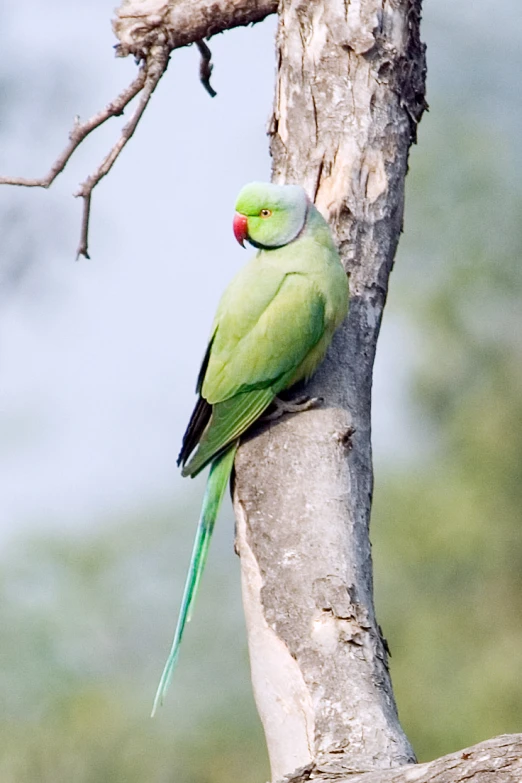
152, 181, 349, 714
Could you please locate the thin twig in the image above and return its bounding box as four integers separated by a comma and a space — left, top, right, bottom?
0, 0, 278, 257
74, 46, 170, 259
0, 46, 170, 259
0, 67, 147, 189
76, 192, 92, 260
196, 40, 217, 98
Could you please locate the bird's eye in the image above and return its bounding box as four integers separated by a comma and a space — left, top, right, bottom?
259, 209, 272, 218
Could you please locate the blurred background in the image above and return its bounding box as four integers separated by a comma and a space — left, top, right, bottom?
0, 0, 521, 779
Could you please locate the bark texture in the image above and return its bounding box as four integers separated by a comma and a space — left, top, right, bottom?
281, 734, 522, 783
113, 0, 277, 58
233, 0, 426, 780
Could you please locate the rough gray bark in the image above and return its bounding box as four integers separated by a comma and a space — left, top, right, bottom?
233, 1, 425, 780
282, 734, 522, 783
113, 0, 278, 58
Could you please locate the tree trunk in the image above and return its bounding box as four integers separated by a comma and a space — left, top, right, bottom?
233, 1, 426, 780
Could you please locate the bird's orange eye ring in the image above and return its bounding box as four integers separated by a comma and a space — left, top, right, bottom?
259, 209, 272, 218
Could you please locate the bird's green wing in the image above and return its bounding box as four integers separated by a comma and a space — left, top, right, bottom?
203, 271, 327, 402
182, 272, 326, 477
181, 388, 274, 477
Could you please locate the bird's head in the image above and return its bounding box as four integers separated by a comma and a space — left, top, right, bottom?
233, 182, 309, 249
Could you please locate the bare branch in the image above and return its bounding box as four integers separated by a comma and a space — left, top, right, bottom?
0, 0, 278, 257
278, 734, 522, 783
113, 0, 278, 59
76, 192, 92, 260
74, 45, 170, 258
0, 59, 153, 258
0, 66, 147, 190
196, 40, 217, 97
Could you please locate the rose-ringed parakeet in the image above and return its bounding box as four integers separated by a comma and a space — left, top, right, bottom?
152, 182, 349, 714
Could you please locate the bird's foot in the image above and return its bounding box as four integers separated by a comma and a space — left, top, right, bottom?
263, 394, 322, 422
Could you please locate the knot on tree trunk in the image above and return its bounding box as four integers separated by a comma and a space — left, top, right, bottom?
113, 0, 172, 59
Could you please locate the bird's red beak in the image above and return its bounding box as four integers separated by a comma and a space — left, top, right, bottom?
233, 213, 248, 247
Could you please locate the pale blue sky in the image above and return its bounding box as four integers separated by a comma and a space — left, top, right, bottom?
0, 0, 520, 540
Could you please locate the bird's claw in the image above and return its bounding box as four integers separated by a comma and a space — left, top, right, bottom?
262, 394, 322, 421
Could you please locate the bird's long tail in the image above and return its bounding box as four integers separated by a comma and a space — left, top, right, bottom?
151, 442, 237, 716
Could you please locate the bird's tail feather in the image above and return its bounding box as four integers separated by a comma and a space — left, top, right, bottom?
151, 443, 237, 716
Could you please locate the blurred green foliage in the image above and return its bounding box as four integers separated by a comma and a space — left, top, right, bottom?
0, 507, 269, 782
373, 107, 522, 759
